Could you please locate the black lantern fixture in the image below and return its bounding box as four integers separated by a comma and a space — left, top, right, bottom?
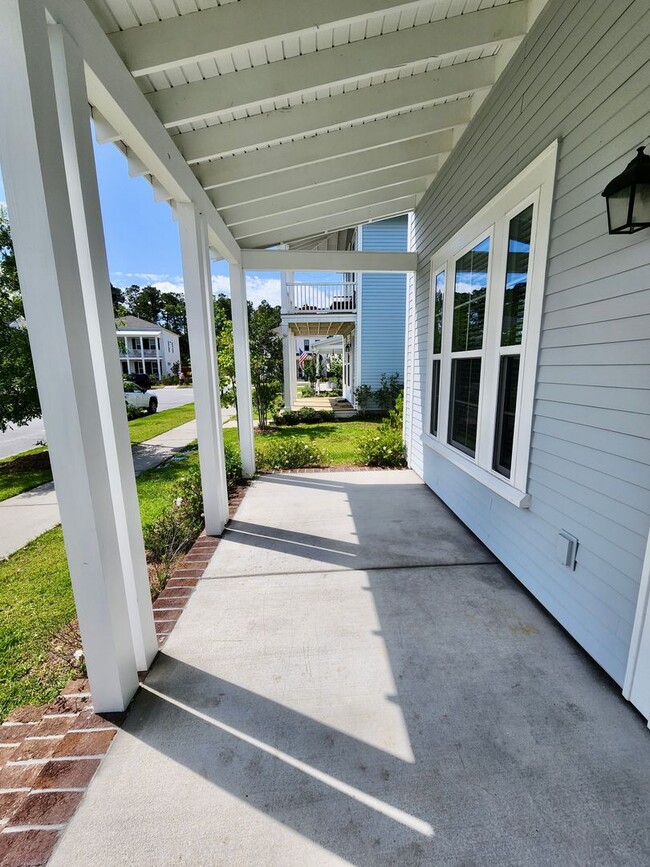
602, 146, 650, 234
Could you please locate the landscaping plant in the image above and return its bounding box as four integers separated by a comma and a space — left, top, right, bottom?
256, 438, 326, 470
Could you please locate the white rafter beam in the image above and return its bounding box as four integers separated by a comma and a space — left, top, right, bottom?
175, 57, 495, 163
195, 100, 469, 189
232, 179, 427, 240
221, 157, 440, 228
148, 3, 527, 128
44, 0, 241, 264
210, 131, 449, 210
238, 195, 418, 249
242, 249, 417, 272
109, 0, 437, 77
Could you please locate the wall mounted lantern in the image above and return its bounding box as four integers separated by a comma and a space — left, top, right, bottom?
602, 146, 650, 234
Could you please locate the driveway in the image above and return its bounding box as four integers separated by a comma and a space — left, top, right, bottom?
51, 470, 650, 866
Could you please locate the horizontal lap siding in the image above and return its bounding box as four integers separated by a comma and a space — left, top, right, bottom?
408, 0, 650, 684
360, 216, 408, 393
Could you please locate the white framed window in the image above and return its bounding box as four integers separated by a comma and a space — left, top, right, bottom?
423, 142, 558, 508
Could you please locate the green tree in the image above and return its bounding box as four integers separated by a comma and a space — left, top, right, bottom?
216, 320, 236, 408
0, 207, 40, 432
125, 284, 163, 323
248, 301, 282, 429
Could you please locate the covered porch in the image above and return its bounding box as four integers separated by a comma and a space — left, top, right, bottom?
49, 469, 650, 865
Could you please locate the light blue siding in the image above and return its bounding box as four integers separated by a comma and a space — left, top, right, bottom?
359, 216, 408, 393
407, 0, 650, 686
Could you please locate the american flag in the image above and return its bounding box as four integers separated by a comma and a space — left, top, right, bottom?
297, 350, 310, 369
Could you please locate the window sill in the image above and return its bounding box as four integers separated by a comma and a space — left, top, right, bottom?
420, 433, 531, 509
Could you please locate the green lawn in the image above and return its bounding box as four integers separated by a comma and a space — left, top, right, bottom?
223, 418, 383, 466
0, 403, 197, 503
0, 445, 200, 721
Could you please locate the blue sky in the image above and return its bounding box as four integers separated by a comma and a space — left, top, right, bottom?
0, 130, 343, 308
1, 145, 524, 302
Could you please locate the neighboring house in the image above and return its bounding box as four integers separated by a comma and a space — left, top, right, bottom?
116, 315, 180, 380
281, 214, 408, 406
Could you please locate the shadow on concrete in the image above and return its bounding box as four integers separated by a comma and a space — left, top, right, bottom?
54, 471, 650, 865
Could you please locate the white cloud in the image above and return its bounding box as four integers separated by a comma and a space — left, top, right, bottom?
111, 271, 281, 307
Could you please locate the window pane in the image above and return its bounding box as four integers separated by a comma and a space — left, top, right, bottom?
493, 355, 520, 478
501, 204, 533, 346
433, 271, 445, 355
452, 239, 489, 352
448, 358, 481, 457
430, 359, 440, 436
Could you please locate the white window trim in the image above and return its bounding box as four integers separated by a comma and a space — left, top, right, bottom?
421, 141, 558, 509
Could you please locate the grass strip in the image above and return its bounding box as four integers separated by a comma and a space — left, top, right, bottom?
0, 445, 199, 720
0, 402, 197, 503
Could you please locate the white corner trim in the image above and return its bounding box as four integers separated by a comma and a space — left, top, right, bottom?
421, 433, 531, 509
623, 528, 650, 725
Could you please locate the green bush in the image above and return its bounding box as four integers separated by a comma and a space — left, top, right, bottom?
273, 408, 335, 426
374, 372, 403, 412
273, 410, 301, 426
257, 438, 326, 470
354, 383, 373, 412
356, 427, 406, 468
223, 442, 243, 493
126, 402, 147, 421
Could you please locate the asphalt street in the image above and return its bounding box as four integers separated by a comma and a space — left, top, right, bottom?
0, 386, 196, 460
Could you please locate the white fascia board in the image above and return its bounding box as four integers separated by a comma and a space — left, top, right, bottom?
109, 0, 438, 77
221, 158, 440, 227
238, 197, 417, 249
242, 250, 417, 273
231, 179, 428, 240
175, 57, 496, 163
210, 134, 449, 209
45, 0, 241, 264
149, 3, 527, 127
195, 100, 470, 189
117, 330, 162, 336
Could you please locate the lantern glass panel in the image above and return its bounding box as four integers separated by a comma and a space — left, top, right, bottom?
632, 183, 650, 226
608, 186, 631, 232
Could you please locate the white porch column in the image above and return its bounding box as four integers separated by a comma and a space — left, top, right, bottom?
289, 332, 298, 406
229, 264, 256, 477
177, 202, 229, 535
282, 326, 292, 409
0, 0, 138, 711
49, 23, 157, 672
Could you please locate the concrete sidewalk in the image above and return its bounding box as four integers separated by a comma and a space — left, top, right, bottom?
51, 470, 650, 867
0, 413, 229, 560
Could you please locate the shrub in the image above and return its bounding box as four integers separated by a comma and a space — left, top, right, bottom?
143, 466, 204, 590
356, 427, 406, 468
223, 442, 243, 493
144, 450, 244, 592
257, 438, 326, 470
273, 410, 301, 426
126, 402, 146, 421
300, 384, 315, 397
354, 383, 373, 412
374, 372, 402, 412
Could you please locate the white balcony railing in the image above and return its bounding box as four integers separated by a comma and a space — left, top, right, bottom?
286, 282, 356, 315
120, 348, 160, 358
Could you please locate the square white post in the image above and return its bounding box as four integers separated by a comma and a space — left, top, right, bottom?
177, 202, 229, 535
282, 326, 293, 409
229, 264, 256, 477
0, 0, 138, 711
49, 23, 158, 672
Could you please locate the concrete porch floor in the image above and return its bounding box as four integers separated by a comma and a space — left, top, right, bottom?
51, 470, 650, 866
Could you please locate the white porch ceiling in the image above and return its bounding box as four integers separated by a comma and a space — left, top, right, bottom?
77, 0, 543, 252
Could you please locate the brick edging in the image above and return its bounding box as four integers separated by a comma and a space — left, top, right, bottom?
0, 480, 250, 866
